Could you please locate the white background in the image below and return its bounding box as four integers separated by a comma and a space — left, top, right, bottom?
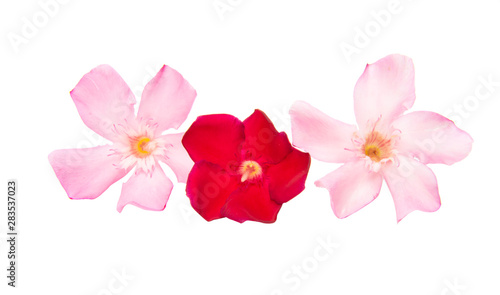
1, 0, 499, 294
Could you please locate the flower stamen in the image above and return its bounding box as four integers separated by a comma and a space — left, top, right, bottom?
136, 137, 152, 156
110, 121, 167, 174
239, 160, 262, 182
364, 144, 382, 162
362, 131, 393, 162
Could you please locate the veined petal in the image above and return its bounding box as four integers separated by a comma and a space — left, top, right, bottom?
392, 111, 473, 165
382, 156, 441, 222
117, 165, 173, 212
160, 132, 194, 183
315, 160, 383, 219
70, 65, 136, 141
267, 148, 311, 204
138, 65, 196, 133
221, 183, 282, 223
242, 109, 292, 164
290, 100, 357, 163
354, 54, 416, 132
48, 145, 130, 200
182, 114, 245, 169
186, 161, 240, 221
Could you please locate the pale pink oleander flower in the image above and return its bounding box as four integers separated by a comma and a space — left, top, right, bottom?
290, 54, 473, 222
49, 65, 196, 212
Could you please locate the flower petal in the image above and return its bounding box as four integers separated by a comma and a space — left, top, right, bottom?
242, 109, 292, 164
117, 165, 173, 212
354, 54, 416, 132
186, 161, 240, 221
70, 65, 136, 141
160, 132, 194, 183
392, 111, 473, 165
221, 183, 282, 223
315, 160, 383, 219
48, 145, 129, 200
382, 156, 441, 222
137, 65, 196, 133
267, 148, 311, 204
182, 114, 245, 169
290, 100, 358, 163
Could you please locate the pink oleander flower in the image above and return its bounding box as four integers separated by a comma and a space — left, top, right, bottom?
49, 65, 196, 212
290, 54, 473, 222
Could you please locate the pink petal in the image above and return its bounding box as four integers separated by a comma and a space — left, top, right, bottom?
290, 101, 357, 163
70, 65, 136, 141
160, 132, 194, 183
382, 156, 441, 222
117, 165, 173, 212
138, 65, 196, 133
353, 54, 416, 132
392, 111, 473, 165
48, 145, 130, 200
267, 148, 311, 204
315, 160, 383, 219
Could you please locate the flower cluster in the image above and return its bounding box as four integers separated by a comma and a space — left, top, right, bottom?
49, 54, 472, 223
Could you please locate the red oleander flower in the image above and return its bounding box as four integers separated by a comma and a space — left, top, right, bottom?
182, 110, 311, 223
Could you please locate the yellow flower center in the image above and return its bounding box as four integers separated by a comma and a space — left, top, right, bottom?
238, 160, 263, 182
364, 144, 382, 161
135, 137, 152, 157
362, 131, 392, 162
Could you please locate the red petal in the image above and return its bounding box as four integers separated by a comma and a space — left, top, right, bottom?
221, 183, 282, 223
182, 114, 245, 169
186, 161, 240, 221
267, 148, 311, 204
242, 109, 292, 164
